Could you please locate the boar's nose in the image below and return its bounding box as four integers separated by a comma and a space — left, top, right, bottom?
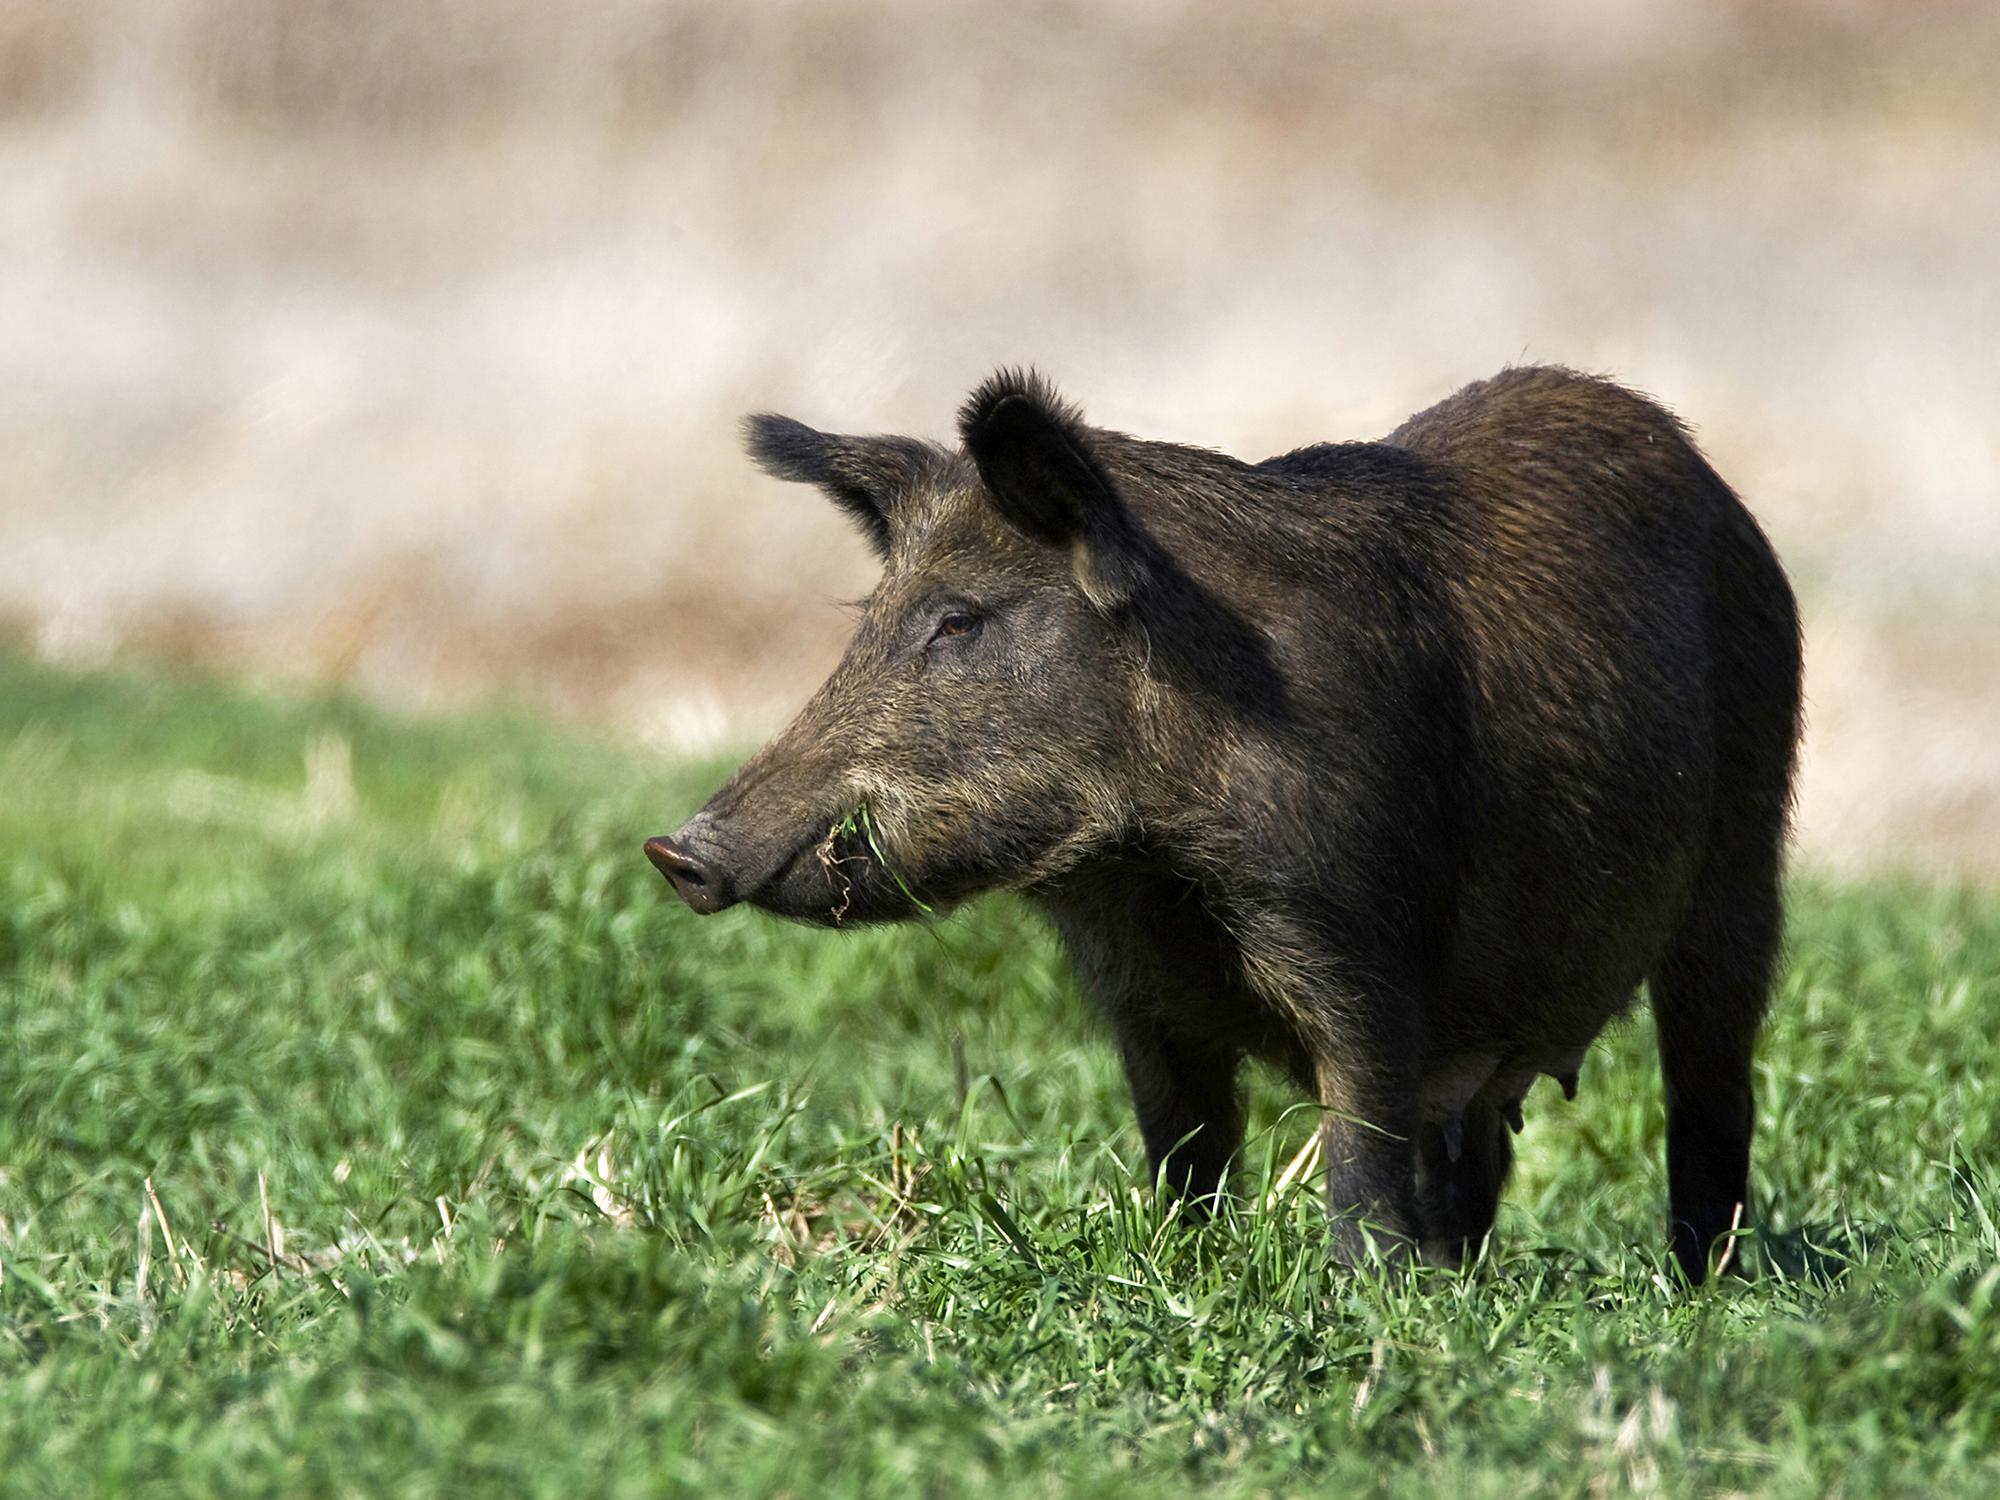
643, 835, 737, 916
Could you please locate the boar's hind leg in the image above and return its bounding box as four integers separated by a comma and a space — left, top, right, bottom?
1652, 855, 1783, 1285
1414, 1101, 1512, 1267
1114, 1021, 1245, 1212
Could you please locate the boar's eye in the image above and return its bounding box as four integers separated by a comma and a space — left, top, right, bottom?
928, 611, 983, 646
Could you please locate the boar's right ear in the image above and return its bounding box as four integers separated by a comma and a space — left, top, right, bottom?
959, 370, 1145, 611
741, 414, 939, 559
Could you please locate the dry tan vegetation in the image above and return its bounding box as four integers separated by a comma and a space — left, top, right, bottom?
2, 0, 1996, 875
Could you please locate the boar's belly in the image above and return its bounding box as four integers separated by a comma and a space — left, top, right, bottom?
1419, 1040, 1597, 1123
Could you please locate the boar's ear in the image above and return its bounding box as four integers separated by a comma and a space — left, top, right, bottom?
742, 414, 940, 559
958, 370, 1145, 611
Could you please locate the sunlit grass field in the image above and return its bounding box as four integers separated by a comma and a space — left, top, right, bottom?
3, 654, 1997, 1497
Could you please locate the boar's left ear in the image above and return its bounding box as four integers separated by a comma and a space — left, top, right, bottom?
959, 370, 1146, 611
742, 414, 941, 559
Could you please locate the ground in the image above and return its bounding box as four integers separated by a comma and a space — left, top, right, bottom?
2, 654, 1998, 1497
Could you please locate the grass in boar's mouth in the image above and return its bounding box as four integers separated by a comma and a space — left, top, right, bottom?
825, 803, 935, 917
8, 650, 2000, 1498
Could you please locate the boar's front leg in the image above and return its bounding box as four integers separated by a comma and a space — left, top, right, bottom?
1240, 913, 1423, 1262
1315, 1048, 1422, 1265
1111, 1016, 1245, 1211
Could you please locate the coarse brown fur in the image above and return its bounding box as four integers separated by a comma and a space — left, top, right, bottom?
646, 365, 1804, 1283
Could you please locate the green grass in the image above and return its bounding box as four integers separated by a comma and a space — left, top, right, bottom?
3, 654, 1999, 1497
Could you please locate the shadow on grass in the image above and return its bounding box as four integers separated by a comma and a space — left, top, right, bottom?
1754, 1220, 1894, 1286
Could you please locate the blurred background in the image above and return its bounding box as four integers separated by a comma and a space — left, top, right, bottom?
1, 0, 1995, 877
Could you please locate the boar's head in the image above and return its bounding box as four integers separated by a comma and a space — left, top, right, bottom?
647, 372, 1158, 925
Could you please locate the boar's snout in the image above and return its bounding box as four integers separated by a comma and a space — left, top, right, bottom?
643, 832, 739, 916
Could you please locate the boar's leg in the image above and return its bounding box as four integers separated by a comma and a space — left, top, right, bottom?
1318, 1095, 1421, 1265
1236, 913, 1423, 1261
1651, 500, 1797, 1284
1414, 1101, 1512, 1267
1112, 1018, 1245, 1212
1309, 1022, 1422, 1264
1651, 853, 1784, 1285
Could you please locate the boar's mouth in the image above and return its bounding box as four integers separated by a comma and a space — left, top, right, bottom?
647, 808, 934, 928
764, 812, 936, 927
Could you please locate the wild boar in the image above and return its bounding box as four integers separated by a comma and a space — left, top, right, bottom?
645, 366, 1803, 1282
